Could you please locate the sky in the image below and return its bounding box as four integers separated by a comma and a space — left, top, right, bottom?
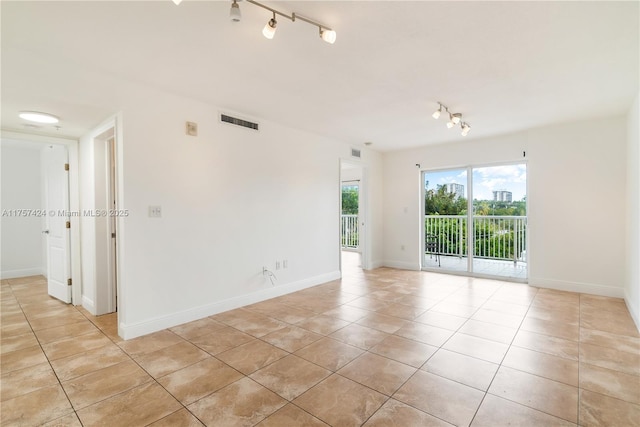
424, 164, 527, 201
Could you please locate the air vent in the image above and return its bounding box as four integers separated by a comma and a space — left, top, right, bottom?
351, 148, 361, 158
220, 113, 259, 131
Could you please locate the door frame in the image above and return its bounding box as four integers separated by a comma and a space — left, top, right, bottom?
339, 158, 371, 272
2, 130, 82, 305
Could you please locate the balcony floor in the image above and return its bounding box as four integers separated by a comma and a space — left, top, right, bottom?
424, 254, 527, 281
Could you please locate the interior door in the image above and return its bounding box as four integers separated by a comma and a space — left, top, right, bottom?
43, 145, 71, 303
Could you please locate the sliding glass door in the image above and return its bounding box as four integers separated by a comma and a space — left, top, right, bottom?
423, 163, 527, 281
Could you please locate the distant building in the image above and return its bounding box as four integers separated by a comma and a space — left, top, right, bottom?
442, 183, 465, 199
493, 190, 513, 202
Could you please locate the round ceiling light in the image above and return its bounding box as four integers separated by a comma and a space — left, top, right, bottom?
19, 111, 59, 124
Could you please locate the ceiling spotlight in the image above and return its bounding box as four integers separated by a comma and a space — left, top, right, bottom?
230, 0, 241, 22
446, 120, 455, 129
172, 0, 182, 5
19, 111, 59, 124
451, 113, 462, 125
461, 123, 471, 136
263, 13, 277, 39
320, 28, 337, 44
432, 103, 442, 119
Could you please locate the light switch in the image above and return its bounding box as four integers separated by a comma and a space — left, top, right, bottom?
149, 206, 162, 218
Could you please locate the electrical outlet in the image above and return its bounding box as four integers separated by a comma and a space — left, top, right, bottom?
283, 259, 288, 269
401, 245, 405, 250
275, 261, 281, 270
148, 206, 162, 218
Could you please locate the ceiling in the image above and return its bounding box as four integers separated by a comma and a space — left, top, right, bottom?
1, 1, 638, 152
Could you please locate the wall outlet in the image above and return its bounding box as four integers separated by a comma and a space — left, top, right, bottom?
401, 245, 405, 251
149, 206, 162, 218
275, 261, 281, 270
186, 121, 198, 136
283, 259, 288, 269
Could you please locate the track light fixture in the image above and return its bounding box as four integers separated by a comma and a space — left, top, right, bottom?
432, 102, 472, 136
176, 0, 336, 44
229, 0, 241, 22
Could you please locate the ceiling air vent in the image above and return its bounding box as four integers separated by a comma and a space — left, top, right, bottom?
220, 113, 259, 131
351, 148, 361, 158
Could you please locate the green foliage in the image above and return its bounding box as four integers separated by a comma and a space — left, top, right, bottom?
342, 187, 359, 214
425, 186, 467, 215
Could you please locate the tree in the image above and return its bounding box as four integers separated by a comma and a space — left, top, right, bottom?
342, 187, 358, 214
425, 186, 467, 215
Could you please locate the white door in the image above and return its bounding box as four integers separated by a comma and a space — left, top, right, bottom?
43, 145, 71, 303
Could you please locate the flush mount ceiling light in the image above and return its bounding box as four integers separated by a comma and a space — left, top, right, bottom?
172, 0, 336, 44
19, 111, 59, 124
432, 102, 472, 137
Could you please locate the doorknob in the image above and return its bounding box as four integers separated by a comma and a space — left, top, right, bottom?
42, 230, 49, 234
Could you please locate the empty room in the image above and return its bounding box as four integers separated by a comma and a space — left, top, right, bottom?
1, 1, 638, 426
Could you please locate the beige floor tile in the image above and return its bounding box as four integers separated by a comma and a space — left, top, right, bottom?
1, 384, 74, 426
217, 339, 288, 374
458, 319, 518, 344
322, 305, 372, 322
527, 306, 579, 325
260, 305, 318, 324
580, 309, 640, 338
0, 362, 59, 401
157, 357, 244, 405
414, 310, 468, 331
579, 342, 640, 376
429, 301, 477, 318
520, 316, 580, 341
50, 344, 129, 381
294, 337, 364, 371
295, 314, 350, 335
394, 370, 484, 426
250, 354, 331, 400
580, 328, 640, 354
42, 330, 112, 361
394, 322, 453, 347
148, 408, 205, 426
169, 317, 227, 340
293, 374, 387, 427
28, 311, 88, 331
347, 296, 390, 311
489, 366, 578, 423
62, 359, 152, 409
481, 299, 530, 316
579, 389, 640, 427
375, 302, 425, 320
33, 320, 99, 344
1, 345, 48, 374
580, 363, 640, 404
187, 377, 286, 427
422, 348, 499, 391
134, 340, 210, 377
356, 312, 409, 333
329, 323, 389, 350
370, 334, 437, 367
471, 308, 524, 328
189, 327, 254, 354
442, 333, 509, 364
338, 352, 416, 395
471, 394, 576, 427
502, 346, 579, 386
257, 403, 329, 426
0, 331, 38, 354
362, 399, 453, 427
1, 321, 33, 338
117, 329, 185, 357
76, 381, 181, 426
40, 412, 83, 427
512, 329, 579, 360
261, 325, 323, 352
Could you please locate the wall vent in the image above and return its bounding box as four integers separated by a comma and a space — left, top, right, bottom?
351, 148, 362, 158
220, 113, 259, 131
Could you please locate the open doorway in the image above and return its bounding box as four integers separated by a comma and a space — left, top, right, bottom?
340, 160, 365, 275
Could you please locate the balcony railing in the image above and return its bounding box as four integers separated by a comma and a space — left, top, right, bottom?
341, 214, 359, 249
425, 215, 527, 264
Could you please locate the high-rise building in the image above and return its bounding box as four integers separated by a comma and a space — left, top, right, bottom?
493, 190, 513, 202
442, 183, 465, 199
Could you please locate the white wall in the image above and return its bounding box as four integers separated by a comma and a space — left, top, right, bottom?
626, 93, 639, 329
382, 116, 628, 297
0, 144, 43, 278
79, 86, 381, 339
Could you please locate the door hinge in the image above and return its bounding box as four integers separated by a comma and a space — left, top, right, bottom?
67, 278, 72, 286
66, 221, 71, 229
64, 163, 69, 171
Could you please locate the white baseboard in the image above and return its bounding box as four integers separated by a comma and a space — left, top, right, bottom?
381, 260, 421, 271
1, 268, 42, 279
82, 296, 97, 316
369, 260, 385, 269
624, 288, 640, 332
119, 270, 341, 340
529, 277, 625, 299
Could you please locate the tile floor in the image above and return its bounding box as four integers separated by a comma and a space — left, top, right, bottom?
1, 253, 639, 426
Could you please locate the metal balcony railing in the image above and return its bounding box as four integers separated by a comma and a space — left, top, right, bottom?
425, 215, 527, 265
341, 214, 359, 249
